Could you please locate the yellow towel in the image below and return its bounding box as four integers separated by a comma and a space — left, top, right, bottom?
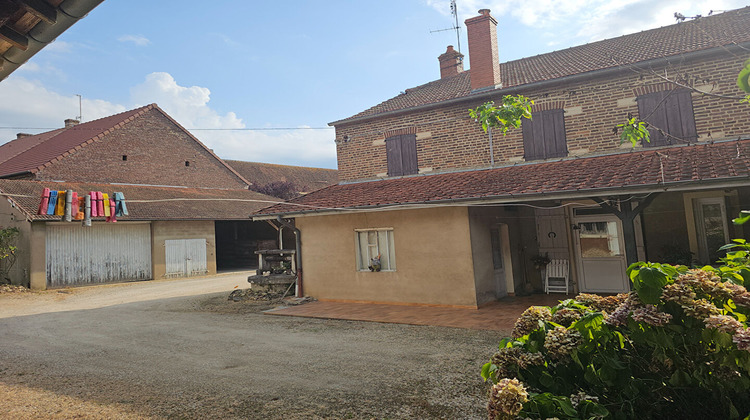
55, 191, 66, 216
103, 193, 111, 217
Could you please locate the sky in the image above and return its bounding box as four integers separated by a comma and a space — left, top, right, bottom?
0, 0, 747, 169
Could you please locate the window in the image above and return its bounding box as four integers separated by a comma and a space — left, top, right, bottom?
355, 229, 396, 271
636, 89, 697, 147
521, 109, 567, 161
385, 134, 417, 176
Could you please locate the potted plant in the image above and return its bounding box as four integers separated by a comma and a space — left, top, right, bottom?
531, 254, 551, 270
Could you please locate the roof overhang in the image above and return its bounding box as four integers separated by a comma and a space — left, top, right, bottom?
0, 0, 104, 82
252, 175, 750, 220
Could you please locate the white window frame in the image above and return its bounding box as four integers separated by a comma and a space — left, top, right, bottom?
354, 228, 396, 271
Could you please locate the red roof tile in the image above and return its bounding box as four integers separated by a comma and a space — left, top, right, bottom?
0, 106, 151, 177
338, 7, 750, 123
224, 160, 338, 193
0, 180, 280, 221
255, 140, 750, 216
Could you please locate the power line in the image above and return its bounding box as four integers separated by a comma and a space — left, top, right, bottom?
0, 126, 334, 131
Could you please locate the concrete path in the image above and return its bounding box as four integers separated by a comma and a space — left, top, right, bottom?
0, 273, 499, 419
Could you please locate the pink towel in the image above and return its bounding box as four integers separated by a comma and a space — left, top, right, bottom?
38, 188, 50, 215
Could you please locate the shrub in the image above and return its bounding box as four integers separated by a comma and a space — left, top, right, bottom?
482, 260, 750, 419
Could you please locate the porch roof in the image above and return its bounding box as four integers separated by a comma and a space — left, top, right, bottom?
254, 139, 750, 219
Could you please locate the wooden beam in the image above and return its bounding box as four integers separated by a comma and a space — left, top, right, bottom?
0, 24, 28, 50
18, 0, 56, 24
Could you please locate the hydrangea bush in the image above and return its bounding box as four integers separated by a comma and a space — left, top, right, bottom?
482, 259, 750, 419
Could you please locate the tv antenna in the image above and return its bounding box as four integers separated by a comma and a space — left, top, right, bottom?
429, 0, 462, 53
75, 94, 82, 122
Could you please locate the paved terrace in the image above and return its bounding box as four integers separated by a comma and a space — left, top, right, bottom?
266, 293, 567, 332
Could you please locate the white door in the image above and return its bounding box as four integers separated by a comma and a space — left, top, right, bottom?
165, 239, 207, 277
46, 223, 152, 287
490, 224, 513, 297
573, 214, 629, 293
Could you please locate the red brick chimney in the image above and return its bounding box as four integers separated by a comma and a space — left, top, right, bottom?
438, 45, 464, 78
465, 9, 501, 91
64, 119, 80, 128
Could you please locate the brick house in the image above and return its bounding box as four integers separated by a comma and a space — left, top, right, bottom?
254, 8, 750, 307
0, 104, 281, 288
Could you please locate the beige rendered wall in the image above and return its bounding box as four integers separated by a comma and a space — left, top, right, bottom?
151, 221, 217, 279
0, 199, 33, 287
295, 206, 479, 307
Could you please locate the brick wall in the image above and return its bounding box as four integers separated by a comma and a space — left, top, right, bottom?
334, 52, 750, 182
35, 108, 248, 189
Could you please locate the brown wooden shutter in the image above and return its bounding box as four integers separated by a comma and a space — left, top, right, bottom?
637, 90, 696, 147
386, 135, 403, 176
400, 134, 418, 175
523, 110, 567, 161
671, 89, 698, 143
522, 118, 541, 160
637, 91, 668, 147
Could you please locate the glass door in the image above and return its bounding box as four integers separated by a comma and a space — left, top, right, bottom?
573, 214, 629, 293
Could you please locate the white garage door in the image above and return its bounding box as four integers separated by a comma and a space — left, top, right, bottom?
46, 223, 152, 287
165, 239, 208, 277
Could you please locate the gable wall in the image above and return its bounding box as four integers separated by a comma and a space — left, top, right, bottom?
334, 53, 750, 182
34, 108, 247, 189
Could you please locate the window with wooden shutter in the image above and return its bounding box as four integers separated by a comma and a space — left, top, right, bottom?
636, 89, 697, 147
522, 109, 567, 161
385, 134, 418, 176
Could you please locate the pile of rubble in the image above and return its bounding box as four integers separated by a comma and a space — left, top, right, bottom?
0, 284, 30, 294
227, 288, 315, 306
228, 288, 286, 302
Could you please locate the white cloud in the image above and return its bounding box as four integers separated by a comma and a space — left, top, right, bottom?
117, 34, 151, 46
427, 0, 750, 46
0, 76, 126, 143
129, 72, 336, 166
0, 72, 336, 167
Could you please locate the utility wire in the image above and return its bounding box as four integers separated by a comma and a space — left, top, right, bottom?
0, 126, 334, 131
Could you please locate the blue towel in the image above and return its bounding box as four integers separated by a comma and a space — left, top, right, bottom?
114, 192, 128, 216
47, 190, 58, 215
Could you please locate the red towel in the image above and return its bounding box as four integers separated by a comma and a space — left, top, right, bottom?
71, 192, 79, 215
74, 196, 85, 220
96, 191, 105, 216
38, 188, 50, 215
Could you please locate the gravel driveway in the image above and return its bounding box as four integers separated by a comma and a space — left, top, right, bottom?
0, 273, 501, 419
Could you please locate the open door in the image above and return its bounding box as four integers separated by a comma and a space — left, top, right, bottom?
490, 224, 514, 297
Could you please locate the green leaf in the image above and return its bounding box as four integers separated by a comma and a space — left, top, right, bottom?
539, 371, 555, 388
480, 362, 494, 382
738, 59, 750, 94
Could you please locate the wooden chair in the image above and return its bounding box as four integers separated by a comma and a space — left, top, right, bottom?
545, 259, 570, 294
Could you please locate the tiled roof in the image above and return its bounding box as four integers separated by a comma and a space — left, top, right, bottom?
225, 160, 338, 193
339, 7, 750, 123
0, 180, 280, 221
255, 139, 750, 216
0, 105, 151, 177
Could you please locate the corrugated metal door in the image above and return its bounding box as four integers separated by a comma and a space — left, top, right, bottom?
46, 223, 152, 287
165, 239, 207, 277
